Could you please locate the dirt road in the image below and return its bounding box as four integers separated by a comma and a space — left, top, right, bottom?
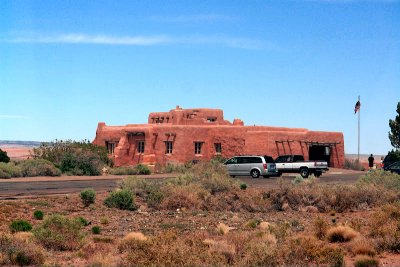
0, 169, 364, 199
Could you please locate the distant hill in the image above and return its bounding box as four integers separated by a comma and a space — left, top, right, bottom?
0, 140, 42, 148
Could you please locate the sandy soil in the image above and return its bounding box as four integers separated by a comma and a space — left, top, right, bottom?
0, 146, 33, 160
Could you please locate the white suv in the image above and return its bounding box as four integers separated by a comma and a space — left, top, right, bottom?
224, 156, 278, 178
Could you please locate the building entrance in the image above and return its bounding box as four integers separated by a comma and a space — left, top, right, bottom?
309, 145, 331, 166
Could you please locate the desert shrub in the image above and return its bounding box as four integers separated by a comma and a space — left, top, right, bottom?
351, 237, 376, 257
354, 255, 379, 267
161, 163, 187, 173
281, 235, 345, 267
359, 169, 400, 190
217, 223, 230, 235
120, 176, 159, 197
268, 221, 291, 242
100, 217, 109, 225
239, 237, 278, 267
0, 234, 44, 266
292, 175, 304, 185
80, 188, 96, 207
0, 149, 10, 163
344, 158, 365, 171
77, 217, 91, 226
326, 226, 358, 243
240, 183, 247, 190
33, 214, 84, 251
135, 164, 151, 175
91, 226, 101, 235
104, 189, 136, 210
19, 159, 61, 177
60, 151, 103, 175
119, 230, 220, 266
0, 162, 22, 178
269, 180, 393, 213
110, 164, 151, 175
33, 210, 44, 220
10, 220, 32, 233
146, 189, 164, 208
160, 184, 209, 210
109, 166, 138, 175
32, 140, 112, 175
244, 219, 260, 229
368, 203, 400, 252
210, 154, 227, 164
314, 217, 329, 240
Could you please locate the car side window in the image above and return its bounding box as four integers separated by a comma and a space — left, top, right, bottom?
226, 158, 237, 164
237, 157, 245, 164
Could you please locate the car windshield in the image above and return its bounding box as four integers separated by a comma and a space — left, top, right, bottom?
263, 156, 274, 163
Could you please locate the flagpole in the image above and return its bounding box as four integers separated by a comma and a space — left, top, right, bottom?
358, 95, 360, 162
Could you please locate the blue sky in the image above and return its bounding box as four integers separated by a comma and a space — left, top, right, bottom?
0, 0, 399, 155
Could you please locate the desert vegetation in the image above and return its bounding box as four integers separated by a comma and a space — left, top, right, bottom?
1, 161, 400, 266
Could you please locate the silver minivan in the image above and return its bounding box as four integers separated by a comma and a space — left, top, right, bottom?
224, 156, 278, 178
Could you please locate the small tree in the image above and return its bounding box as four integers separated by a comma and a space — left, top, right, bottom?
389, 102, 400, 149
0, 149, 10, 163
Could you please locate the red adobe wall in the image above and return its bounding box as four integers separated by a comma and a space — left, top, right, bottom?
93, 107, 345, 168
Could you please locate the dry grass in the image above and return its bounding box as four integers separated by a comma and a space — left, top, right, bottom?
350, 237, 376, 257
259, 221, 270, 231
0, 234, 45, 266
326, 226, 359, 243
354, 255, 379, 267
217, 223, 230, 235
314, 217, 329, 240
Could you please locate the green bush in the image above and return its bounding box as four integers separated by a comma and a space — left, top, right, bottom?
10, 220, 32, 233
109, 164, 151, 175
77, 217, 90, 226
354, 255, 379, 267
146, 190, 165, 208
0, 162, 22, 178
32, 140, 112, 176
80, 188, 96, 207
240, 183, 247, 190
91, 226, 101, 234
33, 214, 84, 251
384, 150, 400, 167
104, 189, 136, 210
19, 159, 61, 177
135, 164, 151, 175
33, 210, 44, 220
0, 149, 10, 163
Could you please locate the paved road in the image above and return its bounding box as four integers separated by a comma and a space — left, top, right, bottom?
0, 171, 365, 199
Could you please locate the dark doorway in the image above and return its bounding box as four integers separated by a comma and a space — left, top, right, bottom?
309, 145, 331, 166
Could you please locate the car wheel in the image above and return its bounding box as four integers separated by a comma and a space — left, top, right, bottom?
300, 168, 309, 178
262, 175, 269, 178
251, 169, 260, 178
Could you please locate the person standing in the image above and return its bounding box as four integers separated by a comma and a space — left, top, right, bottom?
368, 154, 374, 170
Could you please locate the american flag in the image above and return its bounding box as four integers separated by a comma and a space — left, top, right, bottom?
354, 100, 361, 114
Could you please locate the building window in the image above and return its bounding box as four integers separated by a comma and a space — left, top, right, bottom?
194, 142, 203, 155
165, 141, 173, 154
137, 140, 145, 153
106, 142, 116, 154
214, 143, 222, 154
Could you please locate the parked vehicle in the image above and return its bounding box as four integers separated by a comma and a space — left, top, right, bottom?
275, 155, 329, 178
224, 155, 278, 178
383, 161, 400, 174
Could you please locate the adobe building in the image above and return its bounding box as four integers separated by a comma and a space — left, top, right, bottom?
93, 106, 345, 168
